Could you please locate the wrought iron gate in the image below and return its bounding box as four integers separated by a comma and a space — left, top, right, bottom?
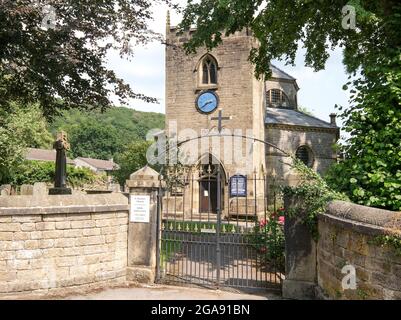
156, 165, 284, 291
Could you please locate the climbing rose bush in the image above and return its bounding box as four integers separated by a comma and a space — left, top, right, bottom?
248, 208, 285, 272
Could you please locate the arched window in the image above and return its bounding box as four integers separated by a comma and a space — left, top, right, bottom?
295, 145, 314, 167
266, 89, 290, 108
200, 55, 217, 85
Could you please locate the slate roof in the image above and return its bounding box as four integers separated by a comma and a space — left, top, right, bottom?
265, 108, 336, 129
25, 148, 75, 165
75, 157, 119, 171
270, 64, 296, 80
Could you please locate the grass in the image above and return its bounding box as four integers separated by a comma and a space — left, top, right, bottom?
160, 239, 182, 265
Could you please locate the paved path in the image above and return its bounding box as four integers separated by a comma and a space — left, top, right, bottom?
66, 284, 282, 300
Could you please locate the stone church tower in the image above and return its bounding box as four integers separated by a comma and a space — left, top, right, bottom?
164, 14, 339, 217
165, 24, 265, 178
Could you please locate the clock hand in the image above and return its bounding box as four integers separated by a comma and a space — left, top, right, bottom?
201, 100, 213, 108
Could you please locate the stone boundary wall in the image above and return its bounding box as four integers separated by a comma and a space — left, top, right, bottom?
317, 200, 401, 299
0, 193, 129, 298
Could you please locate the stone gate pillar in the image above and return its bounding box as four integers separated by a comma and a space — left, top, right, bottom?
126, 165, 161, 283
282, 194, 317, 299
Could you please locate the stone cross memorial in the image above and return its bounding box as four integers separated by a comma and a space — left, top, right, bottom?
49, 131, 72, 195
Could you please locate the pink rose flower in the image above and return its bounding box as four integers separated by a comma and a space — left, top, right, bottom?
278, 216, 285, 225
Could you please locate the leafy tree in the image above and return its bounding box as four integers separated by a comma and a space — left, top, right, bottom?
64, 121, 122, 160
0, 0, 175, 116
113, 140, 152, 185
8, 103, 53, 149
325, 52, 401, 210
179, 0, 401, 210
179, 0, 399, 78
0, 118, 23, 184
0, 103, 53, 183
11, 160, 97, 188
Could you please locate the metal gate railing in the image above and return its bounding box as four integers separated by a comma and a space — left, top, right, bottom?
155, 165, 284, 291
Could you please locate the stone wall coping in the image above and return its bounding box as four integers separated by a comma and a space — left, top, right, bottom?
318, 213, 388, 237
325, 200, 399, 228
0, 193, 129, 216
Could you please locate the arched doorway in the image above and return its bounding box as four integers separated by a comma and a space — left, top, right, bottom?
198, 154, 226, 213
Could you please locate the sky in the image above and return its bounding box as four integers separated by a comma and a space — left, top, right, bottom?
106, 2, 350, 132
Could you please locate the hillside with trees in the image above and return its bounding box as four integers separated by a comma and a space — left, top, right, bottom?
50, 107, 165, 160
0, 104, 164, 186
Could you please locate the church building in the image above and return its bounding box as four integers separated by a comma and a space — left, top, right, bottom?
163, 15, 339, 218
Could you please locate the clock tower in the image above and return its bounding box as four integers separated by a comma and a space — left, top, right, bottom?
165, 23, 266, 179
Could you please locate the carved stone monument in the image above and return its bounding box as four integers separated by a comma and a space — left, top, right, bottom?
49, 131, 72, 195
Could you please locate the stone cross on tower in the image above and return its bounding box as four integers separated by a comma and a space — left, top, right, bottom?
49, 131, 72, 195
211, 109, 232, 133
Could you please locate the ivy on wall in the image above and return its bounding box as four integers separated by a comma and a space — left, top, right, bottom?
284, 157, 401, 254
282, 157, 348, 240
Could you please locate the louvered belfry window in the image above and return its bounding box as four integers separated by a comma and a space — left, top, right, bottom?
266, 89, 290, 108
296, 146, 313, 167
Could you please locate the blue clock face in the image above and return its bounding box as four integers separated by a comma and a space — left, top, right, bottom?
196, 91, 219, 114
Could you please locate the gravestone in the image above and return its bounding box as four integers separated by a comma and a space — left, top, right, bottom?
33, 182, 48, 197
0, 184, 11, 196
20, 184, 34, 195
49, 131, 72, 195
108, 183, 121, 192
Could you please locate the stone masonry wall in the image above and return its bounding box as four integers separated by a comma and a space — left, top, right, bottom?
0, 194, 129, 298
317, 201, 401, 300
265, 126, 337, 179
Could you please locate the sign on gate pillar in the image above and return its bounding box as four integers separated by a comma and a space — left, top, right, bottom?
126, 165, 161, 284
283, 194, 317, 299
130, 195, 150, 223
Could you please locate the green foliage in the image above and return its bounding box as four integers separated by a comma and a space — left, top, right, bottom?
63, 121, 121, 160
113, 140, 152, 185
248, 210, 285, 272
49, 107, 164, 160
369, 235, 401, 256
179, 0, 400, 78
0, 103, 53, 183
0, 1, 167, 115
283, 157, 348, 240
6, 103, 53, 149
66, 166, 99, 189
0, 103, 163, 186
11, 160, 96, 188
325, 47, 401, 211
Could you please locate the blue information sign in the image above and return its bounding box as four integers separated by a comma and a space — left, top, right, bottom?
230, 175, 247, 197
